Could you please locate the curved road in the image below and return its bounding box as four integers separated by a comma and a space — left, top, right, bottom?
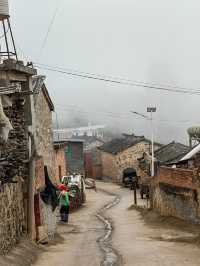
34, 182, 200, 266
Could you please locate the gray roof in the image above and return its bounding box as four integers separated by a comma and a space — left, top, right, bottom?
98, 135, 148, 155
154, 141, 191, 165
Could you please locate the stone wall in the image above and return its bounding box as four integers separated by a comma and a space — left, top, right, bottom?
152, 166, 200, 223
0, 97, 29, 184
0, 96, 29, 254
0, 179, 25, 254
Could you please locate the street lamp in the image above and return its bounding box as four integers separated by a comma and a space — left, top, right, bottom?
130, 107, 157, 177
147, 107, 156, 177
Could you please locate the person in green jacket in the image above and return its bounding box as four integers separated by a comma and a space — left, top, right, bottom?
59, 186, 70, 223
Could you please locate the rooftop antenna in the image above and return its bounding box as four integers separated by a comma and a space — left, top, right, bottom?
0, 0, 18, 61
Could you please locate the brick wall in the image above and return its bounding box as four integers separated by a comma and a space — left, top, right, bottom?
152, 166, 200, 223
54, 148, 66, 183
154, 167, 197, 190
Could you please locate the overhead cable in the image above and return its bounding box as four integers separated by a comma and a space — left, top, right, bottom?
36, 62, 200, 94
35, 63, 200, 96
55, 104, 200, 125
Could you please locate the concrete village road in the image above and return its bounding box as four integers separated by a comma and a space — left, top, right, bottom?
33, 182, 200, 266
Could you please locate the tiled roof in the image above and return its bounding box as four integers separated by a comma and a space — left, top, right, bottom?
154, 141, 191, 164
98, 135, 148, 155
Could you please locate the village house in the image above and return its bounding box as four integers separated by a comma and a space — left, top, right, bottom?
139, 141, 200, 223
53, 139, 85, 175
0, 61, 59, 253
138, 141, 191, 178
72, 135, 104, 179
64, 139, 85, 175
98, 134, 161, 183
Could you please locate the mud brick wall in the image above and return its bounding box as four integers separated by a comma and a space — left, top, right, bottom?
101, 151, 118, 181
54, 147, 66, 183
35, 158, 45, 191
0, 97, 29, 254
152, 167, 200, 223
34, 90, 58, 239
34, 90, 55, 180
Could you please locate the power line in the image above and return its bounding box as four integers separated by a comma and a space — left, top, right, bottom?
36, 62, 200, 94
55, 104, 200, 125
38, 0, 63, 57
35, 63, 200, 96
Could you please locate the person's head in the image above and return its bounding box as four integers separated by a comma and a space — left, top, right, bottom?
58, 184, 67, 192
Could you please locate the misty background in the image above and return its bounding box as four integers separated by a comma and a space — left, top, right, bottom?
9, 0, 200, 144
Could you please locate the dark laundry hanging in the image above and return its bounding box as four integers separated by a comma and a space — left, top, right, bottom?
40, 166, 59, 211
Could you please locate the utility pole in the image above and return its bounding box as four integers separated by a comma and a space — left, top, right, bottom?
131, 107, 157, 177
147, 107, 156, 177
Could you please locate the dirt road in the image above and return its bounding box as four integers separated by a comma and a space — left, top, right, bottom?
33, 182, 200, 266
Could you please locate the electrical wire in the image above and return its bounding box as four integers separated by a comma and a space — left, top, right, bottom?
36, 62, 200, 94
55, 104, 200, 125
35, 63, 200, 96
38, 0, 63, 57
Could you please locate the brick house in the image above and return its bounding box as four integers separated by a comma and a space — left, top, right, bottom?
98, 134, 161, 183
53, 139, 85, 175
72, 136, 105, 179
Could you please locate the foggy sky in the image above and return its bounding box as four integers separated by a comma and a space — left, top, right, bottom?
9, 0, 200, 144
